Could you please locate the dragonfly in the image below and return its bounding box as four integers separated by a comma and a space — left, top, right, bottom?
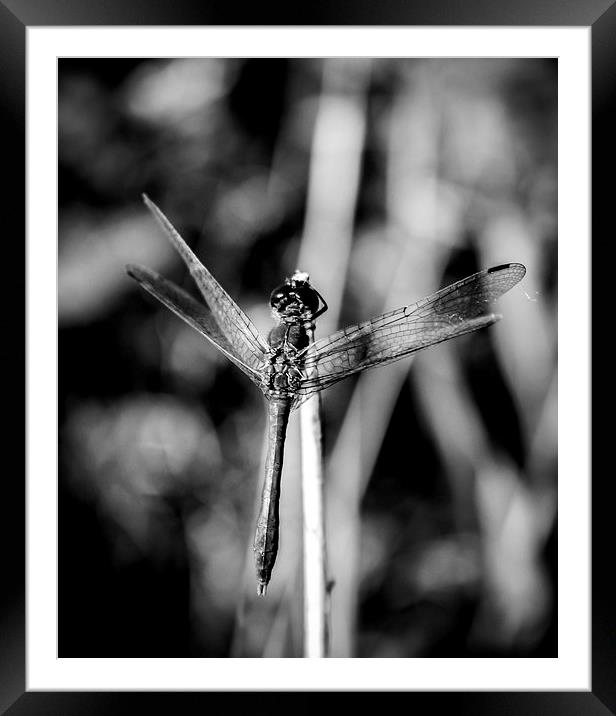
127, 194, 526, 596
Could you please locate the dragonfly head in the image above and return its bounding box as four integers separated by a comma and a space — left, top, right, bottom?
269, 270, 327, 323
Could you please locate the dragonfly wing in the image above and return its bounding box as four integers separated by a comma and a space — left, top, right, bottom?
294, 263, 526, 404
127, 263, 267, 384
142, 194, 270, 374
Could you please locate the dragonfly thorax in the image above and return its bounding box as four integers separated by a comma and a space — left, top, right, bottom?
263, 321, 309, 398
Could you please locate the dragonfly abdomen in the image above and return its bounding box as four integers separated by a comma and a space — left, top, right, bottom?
254, 397, 292, 595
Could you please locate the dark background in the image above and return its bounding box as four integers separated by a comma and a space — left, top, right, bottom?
57, 57, 557, 659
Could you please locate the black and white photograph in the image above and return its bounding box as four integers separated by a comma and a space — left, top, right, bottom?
0, 0, 606, 708
57, 56, 557, 659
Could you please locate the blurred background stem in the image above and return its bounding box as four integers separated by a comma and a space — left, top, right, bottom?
296, 58, 371, 657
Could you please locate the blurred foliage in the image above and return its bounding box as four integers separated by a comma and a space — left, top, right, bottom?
58, 58, 557, 658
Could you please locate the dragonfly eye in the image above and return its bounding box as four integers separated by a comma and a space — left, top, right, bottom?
291, 283, 321, 315
269, 281, 321, 318
269, 284, 293, 312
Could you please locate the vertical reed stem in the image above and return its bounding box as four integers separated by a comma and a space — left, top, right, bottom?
300, 322, 329, 657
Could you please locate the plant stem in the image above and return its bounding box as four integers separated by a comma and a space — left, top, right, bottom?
300, 322, 329, 657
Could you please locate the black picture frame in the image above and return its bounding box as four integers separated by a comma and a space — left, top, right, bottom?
2, 1, 603, 713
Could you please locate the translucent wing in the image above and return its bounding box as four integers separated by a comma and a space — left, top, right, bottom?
142, 194, 270, 374
294, 263, 526, 406
127, 264, 267, 384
